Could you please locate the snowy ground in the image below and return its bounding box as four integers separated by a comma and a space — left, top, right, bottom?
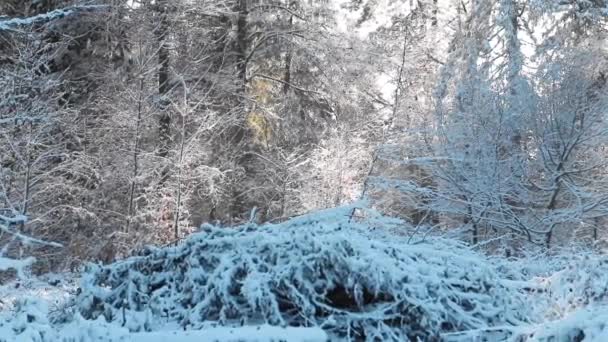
0, 275, 328, 341
2, 205, 608, 341
0, 273, 76, 313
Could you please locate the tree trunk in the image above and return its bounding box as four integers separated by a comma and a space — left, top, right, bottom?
235, 0, 248, 87
126, 77, 144, 233
227, 0, 249, 221
157, 0, 171, 159
283, 14, 293, 94
432, 0, 438, 26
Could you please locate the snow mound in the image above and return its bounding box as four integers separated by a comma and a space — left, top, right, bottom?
540, 255, 608, 319
514, 306, 608, 342
0, 298, 130, 342
0, 274, 76, 314
507, 255, 608, 342
77, 206, 530, 340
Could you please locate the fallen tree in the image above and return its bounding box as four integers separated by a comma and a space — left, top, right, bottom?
77, 206, 531, 340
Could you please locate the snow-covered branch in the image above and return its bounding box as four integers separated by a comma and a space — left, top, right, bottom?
0, 5, 108, 32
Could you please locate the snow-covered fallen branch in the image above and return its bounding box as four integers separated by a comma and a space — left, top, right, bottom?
0, 257, 34, 279
0, 297, 327, 342
0, 5, 108, 32
77, 206, 530, 340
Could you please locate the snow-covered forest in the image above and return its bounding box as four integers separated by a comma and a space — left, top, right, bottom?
1, 0, 608, 340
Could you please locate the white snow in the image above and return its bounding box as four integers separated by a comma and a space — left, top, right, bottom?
132, 325, 328, 342
0, 256, 33, 273
1, 205, 608, 341
0, 317, 327, 342
516, 306, 608, 342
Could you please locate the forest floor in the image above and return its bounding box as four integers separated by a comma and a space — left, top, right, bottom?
1, 205, 607, 341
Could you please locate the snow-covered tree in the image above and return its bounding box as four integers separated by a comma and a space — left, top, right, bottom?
406, 0, 608, 249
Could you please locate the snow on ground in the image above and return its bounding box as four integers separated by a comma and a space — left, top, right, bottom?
1, 205, 608, 341
0, 273, 76, 313
0, 273, 328, 342
133, 325, 328, 342
1, 313, 328, 342
515, 306, 608, 342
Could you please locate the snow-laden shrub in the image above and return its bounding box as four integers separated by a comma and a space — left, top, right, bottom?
1, 301, 327, 342
539, 255, 608, 318
77, 206, 531, 341
513, 306, 608, 342
0, 297, 130, 342
468, 252, 608, 342
507, 254, 608, 342
0, 298, 51, 342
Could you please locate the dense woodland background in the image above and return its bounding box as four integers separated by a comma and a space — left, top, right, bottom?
4, 1, 608, 341
1, 0, 608, 270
